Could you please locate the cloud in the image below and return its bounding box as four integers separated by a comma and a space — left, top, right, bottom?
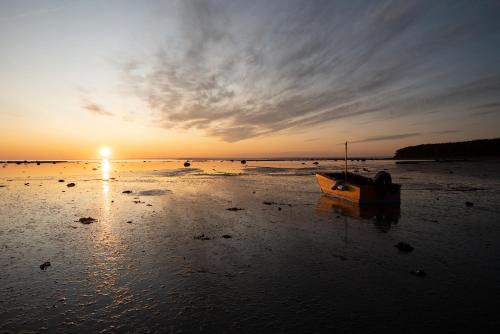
83, 102, 114, 117
428, 130, 462, 135
350, 133, 421, 144
0, 3, 68, 22
123, 0, 500, 142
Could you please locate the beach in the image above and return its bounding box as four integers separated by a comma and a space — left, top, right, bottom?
1, 159, 500, 333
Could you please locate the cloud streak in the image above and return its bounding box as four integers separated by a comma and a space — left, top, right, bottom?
83, 102, 114, 117
123, 0, 500, 142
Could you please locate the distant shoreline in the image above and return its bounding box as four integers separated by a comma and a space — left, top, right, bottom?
394, 138, 500, 159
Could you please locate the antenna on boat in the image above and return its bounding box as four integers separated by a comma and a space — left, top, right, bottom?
345, 141, 348, 181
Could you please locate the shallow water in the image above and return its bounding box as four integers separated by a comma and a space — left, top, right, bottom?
1, 160, 500, 333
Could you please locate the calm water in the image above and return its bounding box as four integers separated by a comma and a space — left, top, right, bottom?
1, 160, 500, 333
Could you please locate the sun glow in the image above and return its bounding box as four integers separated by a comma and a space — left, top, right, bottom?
100, 146, 111, 158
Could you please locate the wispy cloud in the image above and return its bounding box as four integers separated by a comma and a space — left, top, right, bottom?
122, 0, 500, 142
83, 102, 114, 117
350, 133, 421, 144
0, 3, 68, 22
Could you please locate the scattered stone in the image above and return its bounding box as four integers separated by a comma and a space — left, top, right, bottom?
66, 183, 76, 187
184, 161, 191, 167
78, 217, 97, 224
263, 201, 292, 207
226, 207, 244, 211
58, 179, 64, 183
40, 261, 51, 270
194, 234, 212, 241
222, 235, 232, 239
395, 242, 414, 253
122, 190, 133, 194
240, 160, 247, 164
465, 201, 474, 207
410, 269, 427, 277
24, 182, 30, 186
146, 204, 152, 206
313, 161, 319, 165
278, 207, 282, 211
133, 200, 144, 204
126, 221, 133, 224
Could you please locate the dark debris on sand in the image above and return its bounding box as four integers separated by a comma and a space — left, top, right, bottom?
66, 183, 76, 187
395, 242, 414, 252
194, 234, 213, 241
184, 161, 191, 167
226, 207, 244, 211
122, 190, 133, 194
40, 261, 51, 270
411, 269, 427, 277
263, 201, 292, 207
222, 235, 232, 239
465, 201, 474, 207
77, 217, 97, 224
58, 179, 64, 183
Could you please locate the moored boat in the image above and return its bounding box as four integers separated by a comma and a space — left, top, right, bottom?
316, 171, 400, 204
315, 142, 401, 204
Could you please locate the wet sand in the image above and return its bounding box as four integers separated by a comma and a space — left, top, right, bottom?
1, 160, 500, 333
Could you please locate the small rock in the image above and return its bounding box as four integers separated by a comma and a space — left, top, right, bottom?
40, 261, 51, 270
278, 207, 282, 211
226, 207, 244, 211
395, 242, 414, 252
78, 217, 97, 224
184, 161, 191, 167
126, 221, 133, 224
410, 269, 427, 277
24, 182, 30, 186
222, 235, 232, 239
122, 190, 132, 194
465, 201, 474, 207
66, 183, 76, 187
58, 179, 64, 183
194, 234, 212, 241
146, 204, 152, 207
240, 160, 247, 164
313, 161, 319, 165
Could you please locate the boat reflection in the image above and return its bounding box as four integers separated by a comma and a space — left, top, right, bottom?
317, 195, 400, 232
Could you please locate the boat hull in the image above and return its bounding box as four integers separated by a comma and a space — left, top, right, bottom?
315, 173, 401, 204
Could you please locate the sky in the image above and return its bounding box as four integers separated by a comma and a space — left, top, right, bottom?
1, 0, 499, 159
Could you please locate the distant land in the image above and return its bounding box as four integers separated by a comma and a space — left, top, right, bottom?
394, 138, 500, 159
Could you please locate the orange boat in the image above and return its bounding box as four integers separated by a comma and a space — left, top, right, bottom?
316, 172, 401, 204
315, 142, 401, 204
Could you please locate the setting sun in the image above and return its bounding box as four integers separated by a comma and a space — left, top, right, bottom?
99, 147, 111, 158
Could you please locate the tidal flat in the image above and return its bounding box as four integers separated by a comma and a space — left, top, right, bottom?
1, 160, 500, 333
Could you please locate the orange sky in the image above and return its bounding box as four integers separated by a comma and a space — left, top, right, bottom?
1, 1, 499, 160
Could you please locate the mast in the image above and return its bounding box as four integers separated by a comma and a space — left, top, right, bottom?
345, 141, 348, 181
